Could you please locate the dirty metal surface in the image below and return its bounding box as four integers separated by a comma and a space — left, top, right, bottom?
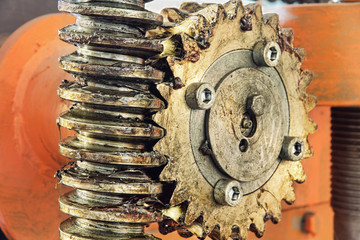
60, 217, 161, 240
187, 50, 289, 194
151, 1, 316, 239
56, 0, 169, 239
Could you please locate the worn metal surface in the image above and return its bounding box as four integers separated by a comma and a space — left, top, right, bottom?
206, 60, 288, 183
184, 50, 290, 195
56, 0, 168, 239
331, 108, 360, 240
151, 1, 316, 239
60, 217, 161, 240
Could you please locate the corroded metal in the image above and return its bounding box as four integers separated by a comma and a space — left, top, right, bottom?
56, 0, 167, 239
150, 2, 317, 239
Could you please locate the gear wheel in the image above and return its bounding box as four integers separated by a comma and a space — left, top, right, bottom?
147, 1, 317, 239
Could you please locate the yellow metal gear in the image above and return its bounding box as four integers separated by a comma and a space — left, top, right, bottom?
148, 1, 317, 239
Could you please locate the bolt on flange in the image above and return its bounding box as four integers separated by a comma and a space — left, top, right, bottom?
280, 136, 305, 161
214, 179, 243, 207
253, 41, 281, 67
247, 95, 265, 116
185, 83, 216, 110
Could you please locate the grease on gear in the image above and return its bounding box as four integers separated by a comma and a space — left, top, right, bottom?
149, 1, 317, 239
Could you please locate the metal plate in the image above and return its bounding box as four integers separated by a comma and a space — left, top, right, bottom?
190, 49, 289, 194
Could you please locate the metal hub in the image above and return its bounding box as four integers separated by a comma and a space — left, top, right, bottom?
208, 68, 287, 181
190, 50, 290, 195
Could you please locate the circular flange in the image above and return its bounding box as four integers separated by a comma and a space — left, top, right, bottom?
189, 50, 290, 195
207, 68, 286, 181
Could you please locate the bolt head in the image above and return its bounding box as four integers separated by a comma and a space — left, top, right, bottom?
253, 41, 282, 67
280, 136, 305, 161
214, 179, 243, 206
185, 83, 216, 110
249, 95, 265, 116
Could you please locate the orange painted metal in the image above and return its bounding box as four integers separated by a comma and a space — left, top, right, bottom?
0, 14, 75, 240
278, 3, 360, 107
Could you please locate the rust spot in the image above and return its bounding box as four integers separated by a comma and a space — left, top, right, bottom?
188, 52, 200, 63
173, 77, 185, 90
199, 140, 213, 156
240, 11, 253, 31
158, 218, 178, 235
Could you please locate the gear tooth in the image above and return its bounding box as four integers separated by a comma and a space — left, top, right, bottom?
223, 0, 243, 20
295, 47, 306, 61
239, 226, 248, 240
169, 183, 188, 206
197, 4, 226, 26
245, 3, 263, 20
304, 94, 317, 113
283, 186, 296, 205
221, 226, 233, 240
184, 201, 201, 225
263, 13, 279, 30
281, 28, 294, 46
288, 161, 306, 183
249, 210, 266, 238
299, 70, 317, 113
257, 190, 282, 224
161, 8, 190, 23
300, 70, 313, 89
180, 2, 205, 13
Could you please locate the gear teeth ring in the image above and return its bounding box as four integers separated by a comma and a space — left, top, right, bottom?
56, 1, 168, 239
150, 1, 317, 240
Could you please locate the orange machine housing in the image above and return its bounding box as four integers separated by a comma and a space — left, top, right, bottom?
1, 3, 360, 240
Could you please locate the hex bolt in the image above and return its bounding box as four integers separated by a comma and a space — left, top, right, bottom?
185, 83, 216, 110
253, 41, 282, 67
280, 136, 305, 161
214, 179, 243, 206
248, 95, 265, 116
